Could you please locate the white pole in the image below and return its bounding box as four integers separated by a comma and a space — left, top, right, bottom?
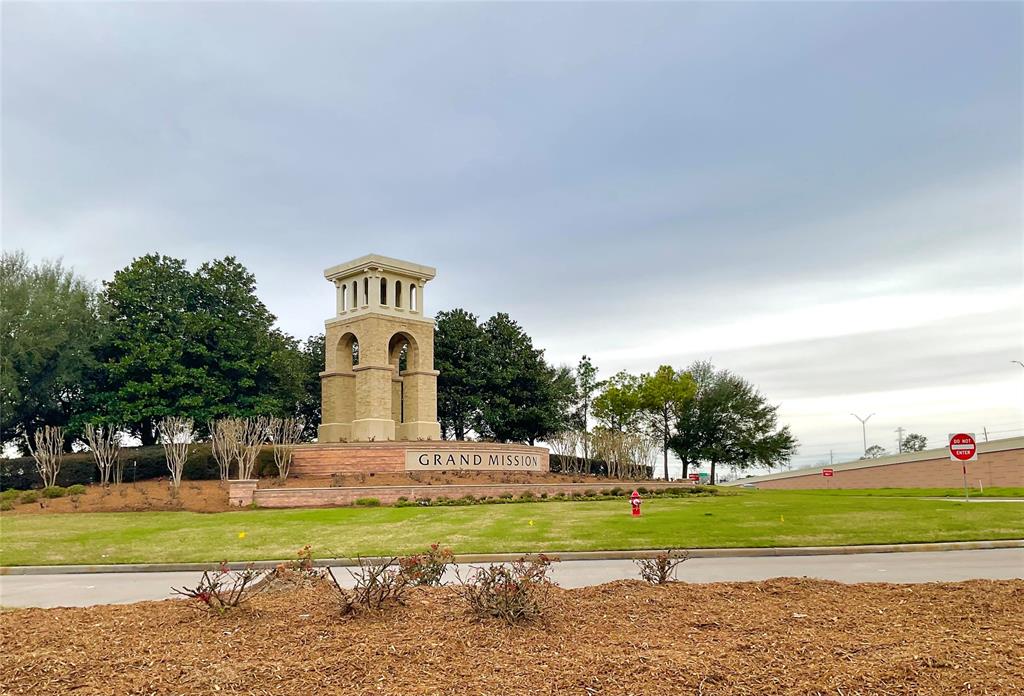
851, 413, 875, 454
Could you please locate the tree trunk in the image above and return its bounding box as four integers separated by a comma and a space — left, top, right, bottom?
662, 409, 670, 480
681, 460, 689, 479
140, 419, 156, 447
710, 461, 717, 485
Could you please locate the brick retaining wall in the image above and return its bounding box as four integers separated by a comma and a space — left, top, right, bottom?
734, 438, 1024, 490
230, 480, 695, 508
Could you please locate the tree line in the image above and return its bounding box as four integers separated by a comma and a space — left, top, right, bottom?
2, 251, 797, 482
1, 251, 321, 453
435, 315, 798, 483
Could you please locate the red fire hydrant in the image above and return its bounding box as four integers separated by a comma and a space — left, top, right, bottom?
630, 490, 642, 517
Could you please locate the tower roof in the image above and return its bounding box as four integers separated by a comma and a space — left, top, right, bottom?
324, 254, 436, 282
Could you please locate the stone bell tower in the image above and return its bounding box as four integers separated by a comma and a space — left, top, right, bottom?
317, 254, 441, 443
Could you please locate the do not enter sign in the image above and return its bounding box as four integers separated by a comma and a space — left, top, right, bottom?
949, 433, 978, 462
822, 468, 834, 478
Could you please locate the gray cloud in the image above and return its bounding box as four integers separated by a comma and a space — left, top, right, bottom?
3, 1, 1022, 470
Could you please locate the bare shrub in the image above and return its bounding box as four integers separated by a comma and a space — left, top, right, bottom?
158, 417, 195, 492
172, 564, 271, 614
635, 550, 689, 584
208, 418, 240, 482
459, 554, 557, 625
237, 416, 270, 480
397, 543, 454, 586
269, 416, 303, 481
270, 545, 326, 587
328, 557, 409, 615
26, 425, 64, 488
84, 423, 122, 486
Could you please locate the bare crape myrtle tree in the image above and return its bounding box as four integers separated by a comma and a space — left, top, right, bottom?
590, 429, 656, 481
27, 425, 64, 488
548, 430, 584, 475
158, 417, 195, 493
236, 416, 270, 480
623, 433, 660, 480
269, 416, 304, 482
84, 423, 123, 486
209, 418, 241, 482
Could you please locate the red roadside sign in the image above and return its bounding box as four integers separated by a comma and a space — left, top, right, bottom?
688, 473, 700, 481
822, 468, 834, 477
949, 433, 978, 462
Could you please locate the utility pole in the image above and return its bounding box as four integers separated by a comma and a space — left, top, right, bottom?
851, 413, 875, 455
895, 427, 906, 453
982, 427, 989, 442
829, 450, 834, 466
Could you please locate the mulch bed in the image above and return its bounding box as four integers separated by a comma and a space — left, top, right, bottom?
3, 578, 1022, 694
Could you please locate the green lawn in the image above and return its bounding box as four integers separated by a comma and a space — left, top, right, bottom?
771, 487, 1024, 498
1, 490, 1021, 566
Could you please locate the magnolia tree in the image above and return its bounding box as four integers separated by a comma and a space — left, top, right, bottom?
158, 417, 195, 492
84, 423, 123, 486
27, 425, 64, 488
269, 416, 303, 481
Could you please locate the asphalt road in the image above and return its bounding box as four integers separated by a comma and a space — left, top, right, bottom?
2, 548, 1021, 608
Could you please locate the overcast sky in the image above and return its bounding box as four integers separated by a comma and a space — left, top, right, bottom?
4, 2, 1022, 473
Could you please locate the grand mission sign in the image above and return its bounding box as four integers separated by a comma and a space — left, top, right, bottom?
405, 449, 545, 472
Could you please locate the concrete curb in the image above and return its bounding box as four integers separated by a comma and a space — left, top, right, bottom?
2, 539, 1021, 575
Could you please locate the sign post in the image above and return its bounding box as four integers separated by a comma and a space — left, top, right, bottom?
948, 433, 978, 502
822, 468, 834, 489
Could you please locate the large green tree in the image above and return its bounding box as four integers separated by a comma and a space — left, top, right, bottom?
434, 309, 488, 440
669, 361, 797, 483
0, 251, 101, 452
474, 313, 573, 445
592, 371, 643, 432
638, 365, 696, 480
296, 333, 325, 441
92, 254, 304, 444
900, 433, 927, 452
571, 355, 600, 459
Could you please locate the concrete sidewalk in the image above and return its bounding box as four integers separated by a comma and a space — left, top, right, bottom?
1, 548, 1021, 608
2, 538, 1021, 575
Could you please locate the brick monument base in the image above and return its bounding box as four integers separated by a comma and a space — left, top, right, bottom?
290, 440, 550, 478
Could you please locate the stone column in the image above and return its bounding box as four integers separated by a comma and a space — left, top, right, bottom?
317, 371, 355, 442
351, 365, 396, 441
399, 369, 441, 440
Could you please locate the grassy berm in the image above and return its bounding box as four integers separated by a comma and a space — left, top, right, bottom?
3, 578, 1022, 695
